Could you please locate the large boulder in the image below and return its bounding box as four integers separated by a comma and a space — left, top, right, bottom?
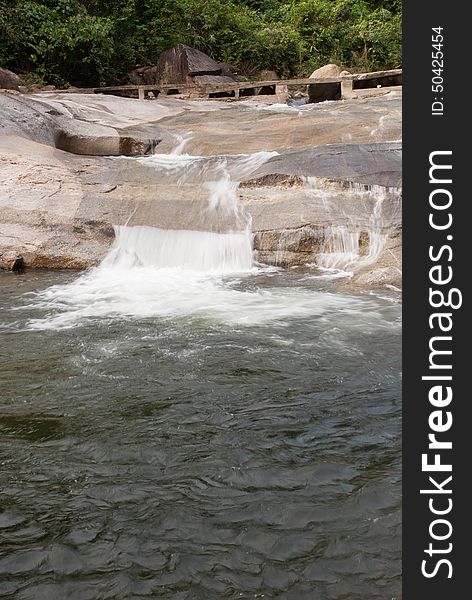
128, 47, 237, 86
0, 92, 176, 156
0, 67, 22, 90
309, 64, 348, 79
158, 44, 228, 84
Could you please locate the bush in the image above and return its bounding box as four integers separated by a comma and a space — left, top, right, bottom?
0, 0, 401, 86
0, 0, 114, 86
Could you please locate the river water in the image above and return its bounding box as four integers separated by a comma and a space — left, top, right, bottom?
0, 265, 400, 600
0, 149, 401, 599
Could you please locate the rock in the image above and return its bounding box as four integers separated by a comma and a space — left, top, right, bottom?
253, 226, 324, 266
0, 67, 22, 90
25, 83, 57, 93
219, 63, 238, 78
0, 92, 175, 156
128, 47, 237, 88
128, 67, 146, 84
0, 92, 402, 286
141, 66, 160, 84
193, 75, 235, 86
249, 142, 402, 188
351, 266, 402, 288
290, 90, 306, 99
127, 66, 160, 85
157, 44, 225, 84
0, 250, 24, 271
309, 64, 346, 79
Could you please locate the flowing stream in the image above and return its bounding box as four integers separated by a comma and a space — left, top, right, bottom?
0, 146, 401, 599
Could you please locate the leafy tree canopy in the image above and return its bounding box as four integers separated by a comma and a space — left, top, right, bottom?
0, 0, 401, 87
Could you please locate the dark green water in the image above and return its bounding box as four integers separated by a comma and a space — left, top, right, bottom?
0, 268, 401, 599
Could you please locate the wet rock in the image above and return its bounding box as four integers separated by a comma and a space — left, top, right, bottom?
241, 174, 302, 188
351, 266, 402, 288
0, 92, 402, 286
250, 142, 402, 188
253, 227, 325, 266
0, 250, 24, 271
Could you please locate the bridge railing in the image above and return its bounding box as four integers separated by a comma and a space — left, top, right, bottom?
36, 69, 402, 100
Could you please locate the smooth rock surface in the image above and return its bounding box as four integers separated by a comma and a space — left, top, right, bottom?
309, 64, 347, 78
0, 93, 179, 156
249, 142, 401, 188
0, 91, 402, 286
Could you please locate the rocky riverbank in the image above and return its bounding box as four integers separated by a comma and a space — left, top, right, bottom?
0, 90, 401, 287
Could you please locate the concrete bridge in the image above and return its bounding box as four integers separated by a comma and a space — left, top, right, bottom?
40, 69, 402, 102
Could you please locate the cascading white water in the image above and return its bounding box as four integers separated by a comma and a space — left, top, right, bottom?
104, 149, 277, 274
103, 226, 253, 272
316, 226, 363, 271
24, 147, 399, 331
171, 132, 193, 156
304, 179, 398, 274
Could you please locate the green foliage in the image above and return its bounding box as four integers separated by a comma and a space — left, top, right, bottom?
0, 0, 401, 87
0, 0, 114, 85
280, 0, 402, 72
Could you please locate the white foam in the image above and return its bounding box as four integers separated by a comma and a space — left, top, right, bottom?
103, 226, 254, 272
23, 146, 397, 330
134, 150, 277, 185
25, 264, 381, 331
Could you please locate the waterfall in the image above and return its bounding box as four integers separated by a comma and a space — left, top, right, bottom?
302, 178, 400, 274
103, 226, 253, 272
171, 132, 193, 156
316, 197, 389, 273
24, 149, 400, 331
316, 227, 364, 271
104, 150, 277, 273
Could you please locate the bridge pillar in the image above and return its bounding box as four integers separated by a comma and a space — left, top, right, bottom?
275, 84, 289, 103
341, 79, 354, 99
